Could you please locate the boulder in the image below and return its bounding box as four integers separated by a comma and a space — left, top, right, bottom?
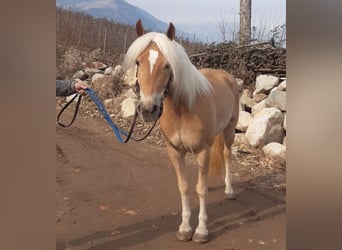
236, 111, 252, 132
251, 99, 267, 116
66, 93, 78, 102
104, 67, 113, 75
125, 88, 138, 98
103, 98, 113, 108
84, 67, 102, 77
235, 78, 244, 93
253, 75, 279, 96
240, 95, 256, 112
265, 90, 286, 111
72, 70, 87, 80
246, 107, 285, 147
277, 80, 286, 91
82, 61, 107, 70
123, 66, 137, 87
112, 65, 123, 77
262, 142, 286, 164
121, 97, 137, 117
91, 73, 106, 82
253, 93, 268, 103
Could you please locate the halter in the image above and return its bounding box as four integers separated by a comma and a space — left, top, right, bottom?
134, 68, 172, 119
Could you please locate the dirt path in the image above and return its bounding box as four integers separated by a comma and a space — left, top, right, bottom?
56, 111, 285, 250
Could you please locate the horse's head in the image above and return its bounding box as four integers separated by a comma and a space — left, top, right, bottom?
133, 20, 175, 122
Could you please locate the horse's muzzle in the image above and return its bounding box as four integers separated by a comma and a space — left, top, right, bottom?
137, 103, 160, 122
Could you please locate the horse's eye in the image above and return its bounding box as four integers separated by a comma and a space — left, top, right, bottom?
164, 64, 170, 70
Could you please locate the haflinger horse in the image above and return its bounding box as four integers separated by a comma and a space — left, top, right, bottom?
123, 20, 240, 243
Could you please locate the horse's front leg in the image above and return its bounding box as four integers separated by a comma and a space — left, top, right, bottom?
192, 148, 210, 243
166, 144, 192, 241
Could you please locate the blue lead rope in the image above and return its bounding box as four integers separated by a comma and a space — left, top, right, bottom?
57, 87, 160, 143
85, 88, 133, 143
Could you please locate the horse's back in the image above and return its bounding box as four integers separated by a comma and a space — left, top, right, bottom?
198, 68, 240, 135
199, 68, 240, 98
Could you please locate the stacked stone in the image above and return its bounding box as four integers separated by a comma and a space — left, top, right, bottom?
236, 75, 286, 165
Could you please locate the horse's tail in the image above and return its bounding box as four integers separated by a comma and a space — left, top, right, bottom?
209, 133, 225, 175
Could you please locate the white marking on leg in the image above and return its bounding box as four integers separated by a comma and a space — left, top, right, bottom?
225, 169, 234, 194
148, 49, 159, 74
179, 194, 192, 232
224, 146, 235, 196
195, 195, 208, 235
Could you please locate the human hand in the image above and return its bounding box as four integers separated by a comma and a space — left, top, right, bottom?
73, 80, 88, 96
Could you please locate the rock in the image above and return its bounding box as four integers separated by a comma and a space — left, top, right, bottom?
283, 136, 286, 146
104, 99, 113, 108
242, 88, 250, 96
235, 78, 244, 93
92, 73, 105, 82
278, 80, 286, 91
121, 97, 137, 117
104, 67, 113, 75
125, 88, 138, 98
240, 95, 256, 112
265, 90, 286, 111
283, 113, 286, 131
82, 61, 107, 70
123, 66, 137, 87
84, 67, 103, 77
262, 142, 286, 164
236, 111, 253, 132
66, 93, 78, 102
253, 75, 279, 96
112, 65, 123, 77
252, 99, 267, 116
253, 93, 268, 103
73, 70, 87, 80
246, 107, 285, 147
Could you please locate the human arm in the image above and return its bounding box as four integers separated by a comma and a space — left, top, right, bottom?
56, 80, 88, 96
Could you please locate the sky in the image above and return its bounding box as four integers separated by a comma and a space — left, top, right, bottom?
125, 0, 286, 43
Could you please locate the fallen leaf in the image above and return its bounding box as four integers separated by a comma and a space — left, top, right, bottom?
99, 205, 110, 210
125, 210, 137, 215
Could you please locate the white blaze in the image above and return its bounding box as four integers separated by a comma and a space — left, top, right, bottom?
148, 49, 159, 74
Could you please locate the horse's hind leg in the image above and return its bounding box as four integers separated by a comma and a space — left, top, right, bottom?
192, 148, 210, 243
166, 144, 192, 241
223, 121, 237, 200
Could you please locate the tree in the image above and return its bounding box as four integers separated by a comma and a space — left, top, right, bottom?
239, 0, 251, 45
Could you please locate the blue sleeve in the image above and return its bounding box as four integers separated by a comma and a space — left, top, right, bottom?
56, 80, 76, 96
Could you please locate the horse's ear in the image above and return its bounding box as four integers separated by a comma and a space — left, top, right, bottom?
166, 22, 175, 41
136, 19, 145, 37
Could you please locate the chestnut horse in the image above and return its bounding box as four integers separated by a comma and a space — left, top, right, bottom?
123, 20, 240, 243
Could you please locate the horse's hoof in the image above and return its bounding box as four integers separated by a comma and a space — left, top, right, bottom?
226, 192, 236, 200
192, 232, 209, 243
176, 231, 193, 242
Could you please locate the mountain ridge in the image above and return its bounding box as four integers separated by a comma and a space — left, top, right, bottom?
56, 0, 192, 38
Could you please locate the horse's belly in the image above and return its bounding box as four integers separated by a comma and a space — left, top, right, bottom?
215, 95, 235, 133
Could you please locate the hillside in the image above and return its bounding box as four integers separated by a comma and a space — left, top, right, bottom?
56, 7, 286, 88
56, 8, 206, 79
57, 0, 182, 35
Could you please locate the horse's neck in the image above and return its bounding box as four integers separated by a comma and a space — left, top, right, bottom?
160, 95, 191, 132
163, 95, 188, 118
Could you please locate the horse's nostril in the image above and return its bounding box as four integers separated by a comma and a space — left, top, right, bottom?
152, 105, 158, 114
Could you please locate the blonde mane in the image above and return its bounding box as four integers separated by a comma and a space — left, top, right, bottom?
123, 32, 213, 109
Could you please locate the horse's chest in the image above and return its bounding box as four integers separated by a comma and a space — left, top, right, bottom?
162, 126, 205, 153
